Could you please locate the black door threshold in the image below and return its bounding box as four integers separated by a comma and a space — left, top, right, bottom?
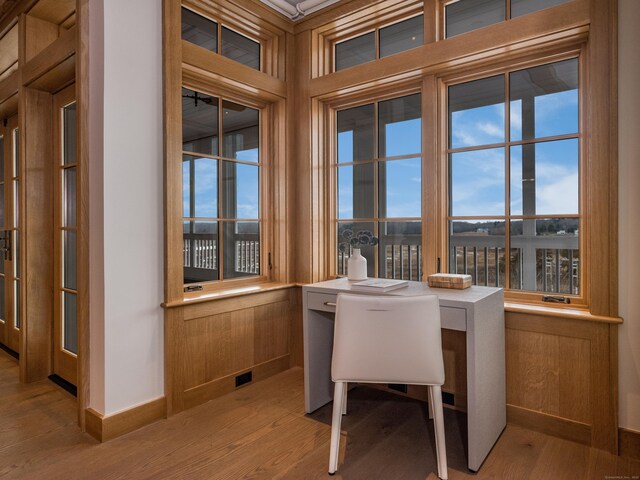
48, 374, 77, 397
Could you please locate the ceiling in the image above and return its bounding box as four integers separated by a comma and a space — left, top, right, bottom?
259, 0, 341, 20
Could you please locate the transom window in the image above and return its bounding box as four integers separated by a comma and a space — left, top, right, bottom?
181, 7, 261, 70
182, 87, 261, 286
444, 0, 571, 38
335, 93, 422, 280
335, 15, 424, 72
447, 58, 581, 297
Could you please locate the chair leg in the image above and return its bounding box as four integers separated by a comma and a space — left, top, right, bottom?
329, 381, 346, 475
427, 388, 434, 420
342, 382, 348, 415
428, 385, 448, 480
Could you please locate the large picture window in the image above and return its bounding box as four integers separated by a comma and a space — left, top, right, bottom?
182, 87, 261, 286
447, 58, 581, 297
335, 93, 422, 281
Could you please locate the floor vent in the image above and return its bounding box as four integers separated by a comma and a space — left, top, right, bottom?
235, 371, 253, 387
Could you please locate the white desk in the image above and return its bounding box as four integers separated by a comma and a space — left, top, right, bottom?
302, 278, 506, 472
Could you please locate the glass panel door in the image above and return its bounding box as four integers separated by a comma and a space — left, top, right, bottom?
0, 115, 20, 354
53, 85, 78, 385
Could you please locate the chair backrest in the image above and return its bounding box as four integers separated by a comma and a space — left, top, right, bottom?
331, 293, 445, 386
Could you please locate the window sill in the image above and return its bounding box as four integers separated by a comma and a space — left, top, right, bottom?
504, 302, 623, 324
162, 281, 296, 309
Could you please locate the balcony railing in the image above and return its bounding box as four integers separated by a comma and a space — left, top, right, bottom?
183, 233, 260, 280
450, 233, 579, 294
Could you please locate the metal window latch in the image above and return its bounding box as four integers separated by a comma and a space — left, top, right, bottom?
184, 285, 203, 292
543, 295, 570, 304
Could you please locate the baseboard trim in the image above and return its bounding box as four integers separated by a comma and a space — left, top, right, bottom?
507, 404, 591, 446
85, 396, 167, 442
619, 428, 640, 459
183, 355, 291, 411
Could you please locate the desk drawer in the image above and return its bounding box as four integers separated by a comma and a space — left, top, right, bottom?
440, 306, 466, 331
307, 292, 338, 313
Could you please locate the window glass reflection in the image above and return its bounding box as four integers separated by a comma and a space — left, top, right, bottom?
63, 292, 77, 353
337, 104, 374, 163
379, 94, 421, 158
379, 158, 421, 218
181, 7, 217, 52
378, 221, 422, 281
221, 27, 260, 70
222, 101, 259, 162
450, 148, 505, 216
449, 76, 504, 149
379, 15, 423, 58
510, 58, 578, 141
446, 0, 505, 38
335, 32, 375, 71
338, 164, 375, 219
182, 88, 219, 155
510, 139, 578, 216
183, 221, 219, 284
221, 162, 259, 219
511, 0, 569, 18
223, 222, 260, 278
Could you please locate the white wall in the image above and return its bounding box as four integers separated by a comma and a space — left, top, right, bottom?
618, 0, 640, 432
90, 0, 165, 416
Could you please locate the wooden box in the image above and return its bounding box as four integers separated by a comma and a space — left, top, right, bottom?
427, 273, 472, 289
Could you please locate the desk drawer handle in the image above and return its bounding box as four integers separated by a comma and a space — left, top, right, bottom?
324, 302, 336, 307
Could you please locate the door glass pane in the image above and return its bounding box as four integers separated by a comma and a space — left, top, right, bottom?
379, 221, 422, 281
0, 136, 4, 174
379, 158, 421, 218
13, 230, 18, 278
63, 291, 77, 354
337, 104, 374, 163
13, 181, 18, 227
335, 32, 375, 71
63, 103, 77, 165
14, 280, 19, 328
13, 128, 18, 173
445, 0, 505, 38
338, 163, 375, 219
182, 88, 219, 156
0, 184, 4, 227
183, 221, 219, 284
450, 148, 505, 216
449, 75, 505, 149
0, 276, 4, 321
379, 15, 423, 58
183, 155, 218, 218
449, 220, 506, 288
222, 101, 259, 162
378, 94, 421, 158
510, 139, 579, 216
64, 167, 77, 227
511, 0, 569, 18
223, 221, 260, 279
181, 7, 217, 52
64, 230, 77, 291
510, 58, 578, 141
509, 218, 579, 294
337, 221, 376, 278
221, 27, 260, 70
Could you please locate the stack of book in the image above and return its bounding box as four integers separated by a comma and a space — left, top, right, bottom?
350, 278, 409, 292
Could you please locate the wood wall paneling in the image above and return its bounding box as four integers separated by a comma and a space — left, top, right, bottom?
75, 0, 89, 431
19, 86, 53, 383
22, 25, 76, 89
22, 13, 58, 62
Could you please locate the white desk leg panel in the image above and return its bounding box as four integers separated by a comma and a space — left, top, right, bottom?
303, 298, 335, 413
465, 290, 506, 471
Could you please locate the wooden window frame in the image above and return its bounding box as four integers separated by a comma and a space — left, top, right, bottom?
164, 0, 290, 305
309, 0, 424, 78
440, 49, 587, 308
181, 83, 269, 292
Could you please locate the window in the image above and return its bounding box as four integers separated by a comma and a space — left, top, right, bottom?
181, 7, 261, 70
447, 58, 580, 297
335, 93, 422, 280
444, 0, 570, 38
182, 87, 261, 286
335, 15, 424, 71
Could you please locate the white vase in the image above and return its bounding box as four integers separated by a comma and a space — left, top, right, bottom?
347, 248, 367, 281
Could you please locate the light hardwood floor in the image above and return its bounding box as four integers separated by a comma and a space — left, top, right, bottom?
1, 349, 638, 480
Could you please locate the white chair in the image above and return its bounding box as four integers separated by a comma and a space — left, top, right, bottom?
328, 293, 448, 480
